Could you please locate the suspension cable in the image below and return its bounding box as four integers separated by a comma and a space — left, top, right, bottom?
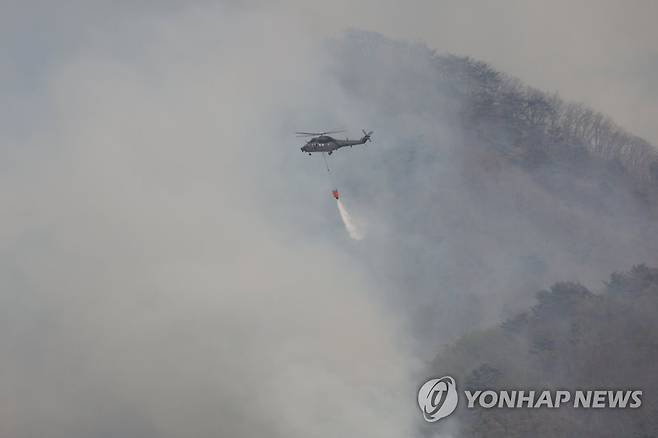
321, 152, 331, 173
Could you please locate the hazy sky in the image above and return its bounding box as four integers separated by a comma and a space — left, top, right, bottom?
3, 0, 658, 144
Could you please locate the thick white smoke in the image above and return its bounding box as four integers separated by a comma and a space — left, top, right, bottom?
337, 199, 365, 240
0, 6, 418, 438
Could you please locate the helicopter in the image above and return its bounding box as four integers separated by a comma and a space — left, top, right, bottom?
297, 129, 373, 155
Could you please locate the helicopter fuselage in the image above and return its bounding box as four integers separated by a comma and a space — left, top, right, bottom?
300, 136, 369, 155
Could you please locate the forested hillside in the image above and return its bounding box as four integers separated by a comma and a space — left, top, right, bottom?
325, 32, 658, 438
335, 31, 658, 193
438, 54, 658, 190
429, 265, 658, 437
326, 32, 658, 345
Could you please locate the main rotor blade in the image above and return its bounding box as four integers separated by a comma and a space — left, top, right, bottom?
295, 129, 345, 136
